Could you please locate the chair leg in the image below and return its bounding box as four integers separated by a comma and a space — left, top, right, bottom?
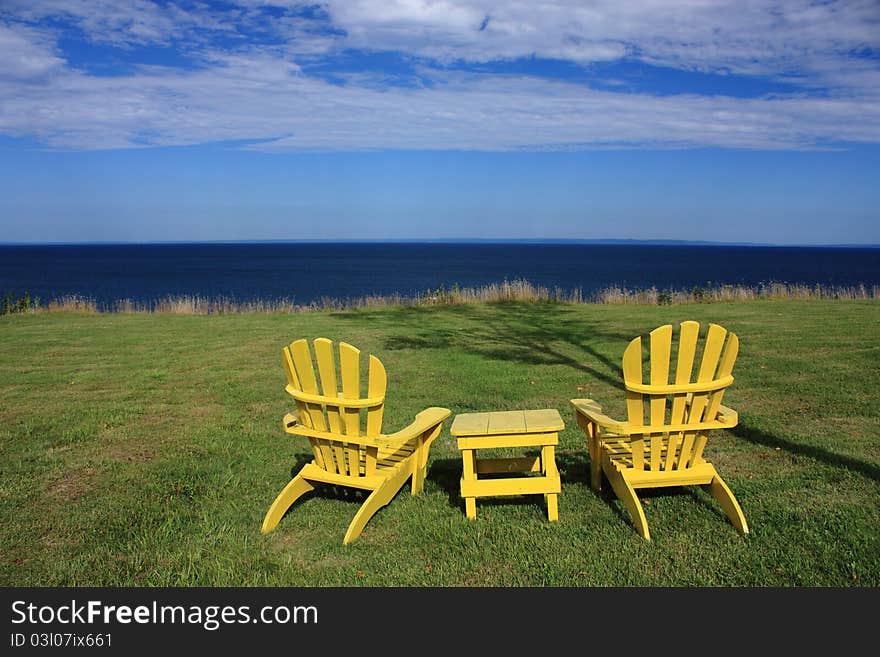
410, 460, 425, 496
261, 474, 315, 534
704, 474, 749, 535
411, 424, 442, 496
606, 468, 651, 541
343, 478, 400, 545
590, 454, 602, 491
588, 429, 602, 491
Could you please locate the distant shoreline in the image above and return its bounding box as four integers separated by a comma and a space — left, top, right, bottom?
2, 239, 879, 248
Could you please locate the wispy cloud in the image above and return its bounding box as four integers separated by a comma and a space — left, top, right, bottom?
1, 1, 878, 151
328, 1, 880, 91
0, 24, 66, 79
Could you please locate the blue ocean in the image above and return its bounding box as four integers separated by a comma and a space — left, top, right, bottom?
1, 242, 878, 308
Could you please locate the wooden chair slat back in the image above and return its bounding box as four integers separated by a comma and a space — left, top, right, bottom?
282, 338, 387, 476
622, 322, 738, 472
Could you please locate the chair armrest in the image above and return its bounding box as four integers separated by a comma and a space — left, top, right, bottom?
283, 411, 300, 430
383, 407, 452, 443
716, 404, 738, 428
284, 407, 452, 448
570, 399, 631, 435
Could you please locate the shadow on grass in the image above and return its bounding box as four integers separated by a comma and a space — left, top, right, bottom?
556, 451, 740, 532
335, 301, 636, 390
427, 451, 593, 518
731, 420, 880, 483
584, 470, 741, 534
682, 487, 749, 529
267, 454, 377, 529
560, 420, 880, 537
427, 450, 694, 531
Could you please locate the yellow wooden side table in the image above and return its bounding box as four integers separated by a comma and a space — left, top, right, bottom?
450, 409, 564, 521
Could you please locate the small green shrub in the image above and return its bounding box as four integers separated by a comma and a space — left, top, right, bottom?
1, 290, 39, 315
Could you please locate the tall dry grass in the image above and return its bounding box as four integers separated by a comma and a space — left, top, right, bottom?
594, 282, 879, 304
46, 295, 99, 313
13, 279, 878, 315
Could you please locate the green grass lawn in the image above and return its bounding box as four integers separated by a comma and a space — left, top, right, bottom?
1, 299, 878, 586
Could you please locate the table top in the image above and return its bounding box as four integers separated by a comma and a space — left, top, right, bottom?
450, 409, 564, 437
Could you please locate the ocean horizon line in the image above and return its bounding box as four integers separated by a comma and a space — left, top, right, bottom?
2, 238, 879, 248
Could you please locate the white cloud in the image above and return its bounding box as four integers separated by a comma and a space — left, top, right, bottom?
2, 0, 188, 46
0, 24, 66, 79
0, 1, 878, 151
3, 52, 878, 152
326, 1, 880, 93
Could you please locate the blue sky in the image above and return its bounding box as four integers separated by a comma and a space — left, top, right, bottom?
1, 1, 879, 245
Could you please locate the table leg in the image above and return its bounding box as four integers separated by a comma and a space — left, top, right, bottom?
543, 444, 559, 522
546, 493, 559, 522
462, 448, 477, 520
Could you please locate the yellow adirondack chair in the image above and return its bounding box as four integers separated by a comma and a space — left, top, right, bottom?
571, 321, 748, 540
261, 338, 451, 544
